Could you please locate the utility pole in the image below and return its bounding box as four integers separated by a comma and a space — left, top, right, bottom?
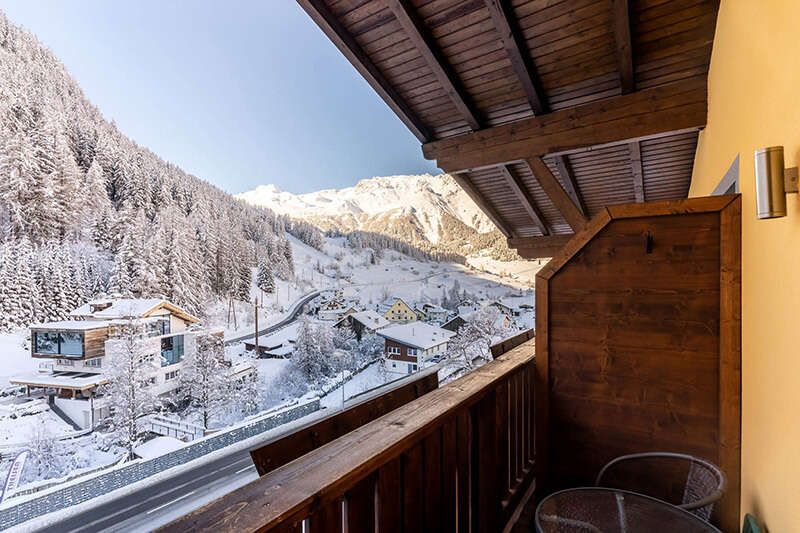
254, 300, 260, 357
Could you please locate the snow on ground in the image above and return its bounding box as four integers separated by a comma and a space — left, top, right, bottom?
322, 239, 529, 307
465, 255, 546, 286
0, 403, 74, 446
134, 436, 186, 460
0, 329, 37, 389
320, 362, 388, 410
226, 343, 292, 389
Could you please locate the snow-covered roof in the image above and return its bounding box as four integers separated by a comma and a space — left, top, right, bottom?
30, 320, 111, 331
377, 321, 455, 350
265, 345, 294, 357
69, 298, 199, 323
457, 304, 481, 316
10, 371, 108, 390
260, 323, 299, 348
346, 310, 390, 330
320, 305, 356, 314
416, 303, 448, 313
134, 436, 186, 459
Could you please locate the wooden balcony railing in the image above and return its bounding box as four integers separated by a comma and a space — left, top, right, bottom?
165, 338, 536, 533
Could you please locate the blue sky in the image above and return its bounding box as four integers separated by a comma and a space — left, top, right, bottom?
0, 1, 439, 194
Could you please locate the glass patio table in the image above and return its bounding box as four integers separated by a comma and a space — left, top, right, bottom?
535, 487, 722, 533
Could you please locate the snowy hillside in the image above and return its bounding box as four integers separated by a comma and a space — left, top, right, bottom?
0, 11, 327, 331
238, 174, 519, 261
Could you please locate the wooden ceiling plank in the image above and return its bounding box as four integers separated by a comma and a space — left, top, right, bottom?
630, 141, 645, 202
386, 0, 482, 130
484, 0, 546, 114
499, 165, 551, 235
297, 0, 432, 142
451, 173, 516, 238
526, 157, 589, 232
552, 155, 587, 216
611, 0, 635, 94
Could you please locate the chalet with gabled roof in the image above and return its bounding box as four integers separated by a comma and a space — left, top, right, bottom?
335, 310, 390, 341
377, 321, 454, 375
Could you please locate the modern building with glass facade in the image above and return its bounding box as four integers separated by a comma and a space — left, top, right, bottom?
12, 298, 202, 428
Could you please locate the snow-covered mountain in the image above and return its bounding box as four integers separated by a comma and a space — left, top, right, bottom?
238, 174, 516, 260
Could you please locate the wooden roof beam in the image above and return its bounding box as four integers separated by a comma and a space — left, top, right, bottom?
611, 0, 635, 94
630, 141, 645, 202
422, 76, 708, 172
451, 173, 515, 238
508, 235, 573, 259
484, 0, 546, 115
499, 165, 550, 235
611, 0, 646, 203
386, 0, 481, 131
297, 0, 432, 142
526, 157, 588, 232
553, 155, 587, 217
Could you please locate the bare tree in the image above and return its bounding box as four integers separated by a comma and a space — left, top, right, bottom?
101, 321, 160, 458
180, 332, 233, 430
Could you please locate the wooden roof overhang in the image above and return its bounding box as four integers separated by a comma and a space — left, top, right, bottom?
298, 0, 719, 257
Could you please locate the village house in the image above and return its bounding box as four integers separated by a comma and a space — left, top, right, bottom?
413, 302, 450, 324
318, 304, 358, 322
378, 297, 418, 323
442, 309, 513, 334
334, 310, 390, 341
245, 322, 299, 358
377, 321, 454, 375
11, 298, 201, 429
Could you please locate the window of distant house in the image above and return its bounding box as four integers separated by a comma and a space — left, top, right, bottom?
161, 335, 184, 366
408, 348, 419, 356
84, 358, 102, 368
388, 346, 400, 355
34, 331, 84, 357
60, 332, 83, 356
146, 319, 171, 337
165, 370, 179, 381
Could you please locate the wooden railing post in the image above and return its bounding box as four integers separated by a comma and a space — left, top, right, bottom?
473, 389, 499, 533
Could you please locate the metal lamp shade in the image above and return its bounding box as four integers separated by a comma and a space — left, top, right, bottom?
754, 146, 787, 219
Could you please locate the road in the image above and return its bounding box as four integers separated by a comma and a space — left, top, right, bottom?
24, 290, 321, 533
40, 446, 259, 533
224, 289, 321, 346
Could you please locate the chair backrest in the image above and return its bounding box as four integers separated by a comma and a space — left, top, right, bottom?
742, 514, 761, 533
595, 452, 726, 521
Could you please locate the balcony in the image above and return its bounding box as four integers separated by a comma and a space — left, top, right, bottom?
164, 197, 741, 532
167, 334, 536, 533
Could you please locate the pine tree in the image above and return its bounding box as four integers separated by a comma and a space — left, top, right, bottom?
282, 240, 294, 276
108, 252, 133, 297
256, 259, 275, 294
0, 130, 38, 239
291, 318, 333, 384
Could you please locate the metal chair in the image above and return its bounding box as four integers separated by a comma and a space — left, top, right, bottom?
595, 452, 726, 522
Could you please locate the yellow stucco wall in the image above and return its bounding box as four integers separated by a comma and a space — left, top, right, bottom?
689, 1, 800, 530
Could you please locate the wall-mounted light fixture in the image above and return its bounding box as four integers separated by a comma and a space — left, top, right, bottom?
754, 146, 798, 219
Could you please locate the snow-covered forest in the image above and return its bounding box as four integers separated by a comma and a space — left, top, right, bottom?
0, 13, 324, 331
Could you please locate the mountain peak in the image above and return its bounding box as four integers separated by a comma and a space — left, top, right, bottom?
237, 173, 494, 244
